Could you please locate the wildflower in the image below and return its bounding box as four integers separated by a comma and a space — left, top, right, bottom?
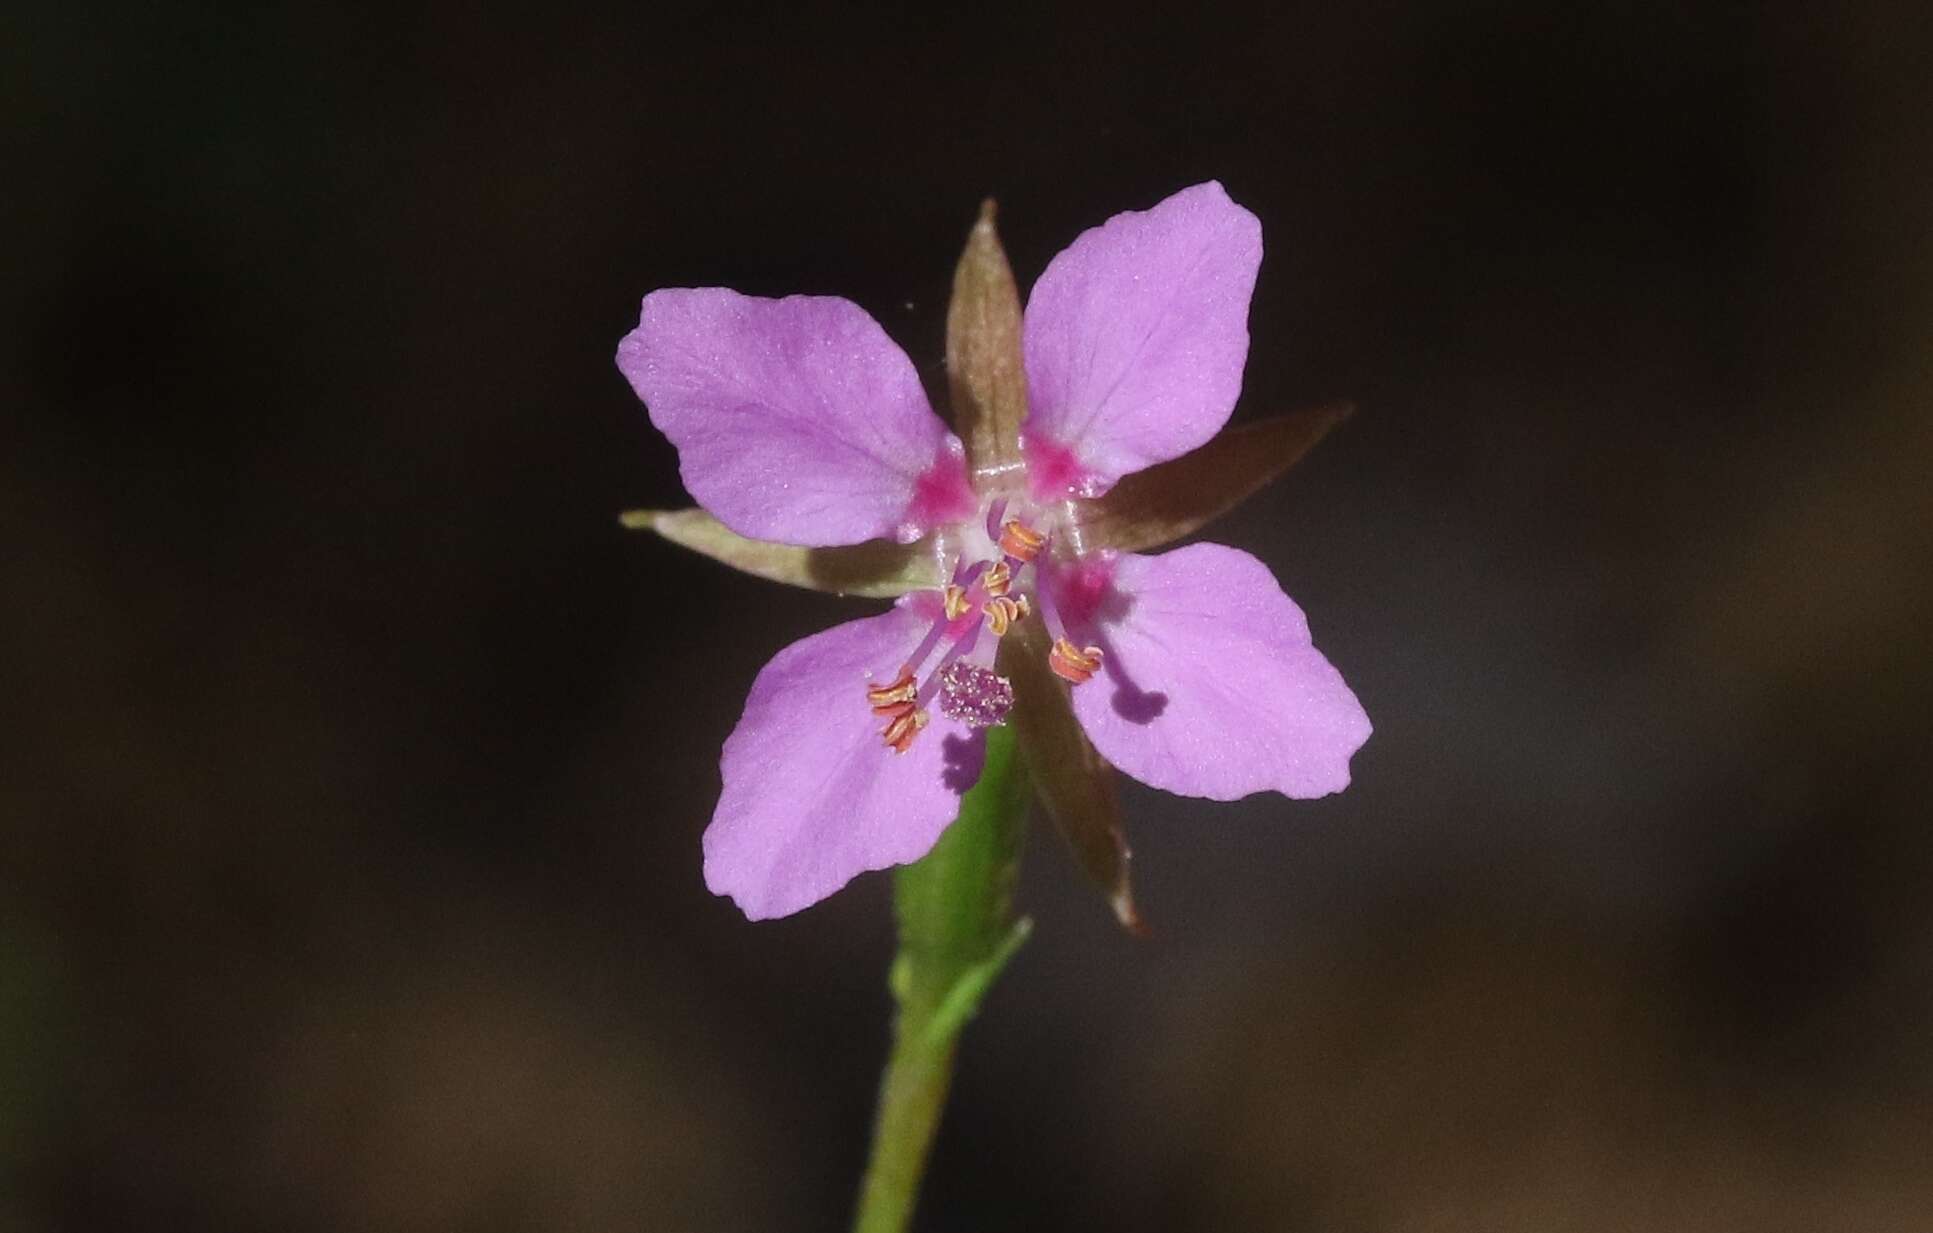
617, 182, 1370, 921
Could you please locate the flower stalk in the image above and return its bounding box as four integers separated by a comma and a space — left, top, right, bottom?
852, 724, 1032, 1233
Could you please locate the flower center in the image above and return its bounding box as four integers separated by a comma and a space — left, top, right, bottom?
864, 499, 1106, 753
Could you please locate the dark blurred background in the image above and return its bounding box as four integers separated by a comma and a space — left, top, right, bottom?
6, 3, 1931, 1229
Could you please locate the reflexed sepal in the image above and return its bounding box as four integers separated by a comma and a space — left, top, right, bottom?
1001, 623, 1145, 934
619, 508, 940, 597
1071, 402, 1353, 553
945, 200, 1028, 489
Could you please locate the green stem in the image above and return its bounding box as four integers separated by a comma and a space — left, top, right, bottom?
851, 724, 1033, 1233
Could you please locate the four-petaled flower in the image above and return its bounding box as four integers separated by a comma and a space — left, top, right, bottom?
617, 182, 1371, 921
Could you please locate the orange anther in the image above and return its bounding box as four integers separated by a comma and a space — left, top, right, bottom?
1048, 637, 1105, 685
881, 708, 929, 753
998, 519, 1046, 563
981, 559, 1013, 597
982, 595, 1029, 637
866, 671, 917, 711
942, 584, 973, 621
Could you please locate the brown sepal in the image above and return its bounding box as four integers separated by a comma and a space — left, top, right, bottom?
1072, 402, 1354, 553
945, 200, 1028, 490
619, 508, 939, 597
1000, 622, 1147, 935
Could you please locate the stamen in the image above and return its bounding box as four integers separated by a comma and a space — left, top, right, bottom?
880, 707, 929, 753
941, 584, 973, 621
899, 563, 984, 679
981, 559, 1012, 597
911, 612, 983, 711
1048, 637, 1105, 685
999, 519, 1046, 563
1030, 574, 1082, 663
984, 497, 1009, 544
867, 508, 1052, 753
981, 594, 1029, 637
866, 670, 918, 713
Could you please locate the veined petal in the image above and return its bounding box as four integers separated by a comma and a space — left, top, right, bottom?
1021, 182, 1262, 498
705, 605, 985, 919
1055, 544, 1369, 801
618, 289, 976, 548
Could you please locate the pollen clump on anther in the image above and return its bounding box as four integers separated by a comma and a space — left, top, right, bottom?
981, 559, 1013, 597
998, 520, 1046, 563
1047, 637, 1105, 685
866, 670, 928, 753
941, 585, 973, 621
880, 707, 928, 753
982, 595, 1029, 636
866, 671, 917, 711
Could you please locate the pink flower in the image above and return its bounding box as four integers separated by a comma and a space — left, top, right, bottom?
617, 182, 1371, 921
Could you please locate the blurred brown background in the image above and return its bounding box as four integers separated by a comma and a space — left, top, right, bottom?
6, 3, 1931, 1230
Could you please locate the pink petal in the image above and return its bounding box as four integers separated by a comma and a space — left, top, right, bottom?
618, 289, 976, 547
1021, 182, 1262, 498
1056, 544, 1369, 801
705, 604, 984, 919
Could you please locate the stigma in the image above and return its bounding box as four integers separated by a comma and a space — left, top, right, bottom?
936, 662, 1014, 728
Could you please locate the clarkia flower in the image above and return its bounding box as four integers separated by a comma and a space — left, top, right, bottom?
617, 182, 1371, 922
